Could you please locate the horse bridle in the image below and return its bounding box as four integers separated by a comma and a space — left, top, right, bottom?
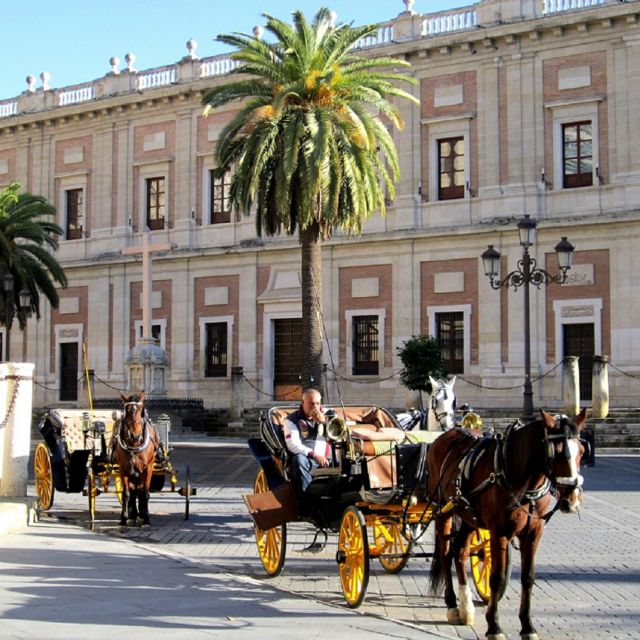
431, 386, 456, 428
117, 401, 152, 453
543, 417, 584, 491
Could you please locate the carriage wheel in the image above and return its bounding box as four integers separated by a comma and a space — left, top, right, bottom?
87, 467, 97, 523
33, 443, 55, 510
183, 465, 192, 520
469, 528, 512, 602
336, 506, 370, 608
253, 468, 287, 577
114, 473, 124, 505
150, 471, 166, 492
373, 519, 412, 574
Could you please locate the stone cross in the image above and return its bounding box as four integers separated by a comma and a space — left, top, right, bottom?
122, 231, 172, 341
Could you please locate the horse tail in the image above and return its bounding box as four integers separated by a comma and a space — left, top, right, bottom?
428, 527, 445, 596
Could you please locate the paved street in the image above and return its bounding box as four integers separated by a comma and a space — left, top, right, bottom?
4, 437, 640, 639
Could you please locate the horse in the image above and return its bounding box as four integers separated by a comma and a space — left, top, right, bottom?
426, 408, 587, 640
427, 375, 457, 431
112, 392, 159, 527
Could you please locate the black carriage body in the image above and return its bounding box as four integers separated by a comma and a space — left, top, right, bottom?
249, 405, 433, 531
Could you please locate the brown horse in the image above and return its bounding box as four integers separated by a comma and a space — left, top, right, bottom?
113, 392, 159, 527
427, 408, 587, 640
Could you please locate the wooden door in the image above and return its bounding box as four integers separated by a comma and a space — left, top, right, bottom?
273, 318, 302, 401
563, 323, 594, 402
60, 342, 79, 402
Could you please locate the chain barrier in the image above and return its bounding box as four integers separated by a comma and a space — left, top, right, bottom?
457, 360, 564, 391
608, 361, 640, 381
0, 376, 30, 430
332, 368, 403, 384
242, 374, 302, 400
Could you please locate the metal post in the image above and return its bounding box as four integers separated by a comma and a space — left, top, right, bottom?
522, 247, 534, 422
4, 304, 9, 363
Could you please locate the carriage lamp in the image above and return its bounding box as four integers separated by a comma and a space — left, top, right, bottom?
481, 216, 575, 422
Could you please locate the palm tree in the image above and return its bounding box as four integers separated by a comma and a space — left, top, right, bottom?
202, 8, 418, 391
0, 181, 67, 331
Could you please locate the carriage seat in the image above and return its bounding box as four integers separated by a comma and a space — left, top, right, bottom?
45, 409, 119, 455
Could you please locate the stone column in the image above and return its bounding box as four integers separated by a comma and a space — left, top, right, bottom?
592, 355, 609, 420
562, 356, 580, 417
0, 363, 35, 497
229, 366, 245, 422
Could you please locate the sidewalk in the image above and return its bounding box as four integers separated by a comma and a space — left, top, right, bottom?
2, 439, 639, 639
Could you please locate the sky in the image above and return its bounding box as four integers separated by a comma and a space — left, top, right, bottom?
0, 0, 463, 100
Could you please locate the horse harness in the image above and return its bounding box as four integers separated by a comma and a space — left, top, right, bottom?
116, 401, 156, 478
443, 419, 580, 526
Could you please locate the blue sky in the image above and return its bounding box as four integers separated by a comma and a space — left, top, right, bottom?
0, 0, 462, 100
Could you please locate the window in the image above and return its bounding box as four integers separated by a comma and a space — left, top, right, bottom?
146, 177, 165, 230
438, 137, 465, 200
65, 188, 83, 240
205, 322, 228, 377
562, 122, 593, 188
352, 315, 379, 376
210, 169, 231, 224
436, 311, 464, 373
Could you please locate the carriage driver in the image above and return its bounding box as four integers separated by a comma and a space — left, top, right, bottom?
283, 388, 333, 495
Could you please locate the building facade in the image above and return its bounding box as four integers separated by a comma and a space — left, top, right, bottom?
0, 0, 638, 411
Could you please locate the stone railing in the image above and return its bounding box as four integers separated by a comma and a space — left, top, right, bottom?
0, 99, 18, 117
58, 82, 96, 106
422, 8, 478, 36
543, 0, 606, 14
137, 65, 177, 90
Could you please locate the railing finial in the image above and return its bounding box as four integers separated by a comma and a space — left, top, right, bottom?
110, 56, 120, 75
403, 0, 416, 14
252, 25, 264, 39
25, 75, 36, 93
186, 39, 198, 59
40, 71, 51, 91
125, 53, 137, 73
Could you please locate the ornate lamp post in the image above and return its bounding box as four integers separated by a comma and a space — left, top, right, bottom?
481, 215, 575, 421
2, 272, 32, 362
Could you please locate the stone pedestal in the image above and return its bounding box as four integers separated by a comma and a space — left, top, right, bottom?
592, 355, 609, 420
562, 356, 580, 417
0, 363, 34, 497
126, 337, 169, 394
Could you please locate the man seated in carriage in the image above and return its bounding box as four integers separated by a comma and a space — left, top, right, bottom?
283, 388, 333, 496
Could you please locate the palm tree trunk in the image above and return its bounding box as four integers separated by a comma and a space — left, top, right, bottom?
299, 222, 324, 391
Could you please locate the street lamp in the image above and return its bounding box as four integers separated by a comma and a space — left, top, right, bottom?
481, 215, 575, 422
2, 272, 32, 362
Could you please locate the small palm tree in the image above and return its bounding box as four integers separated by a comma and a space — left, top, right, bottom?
0, 181, 67, 329
203, 8, 418, 390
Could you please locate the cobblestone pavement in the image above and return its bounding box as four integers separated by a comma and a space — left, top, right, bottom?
32, 438, 640, 640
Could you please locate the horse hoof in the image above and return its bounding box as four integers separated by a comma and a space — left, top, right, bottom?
487, 635, 508, 640
140, 523, 151, 530
126, 519, 136, 526
459, 611, 474, 626
521, 635, 540, 640
446, 608, 460, 624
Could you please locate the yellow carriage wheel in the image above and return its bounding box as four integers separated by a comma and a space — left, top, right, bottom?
33, 443, 54, 510
373, 520, 412, 574
469, 527, 511, 602
87, 467, 98, 524
469, 528, 491, 602
253, 468, 287, 577
336, 506, 370, 608
114, 473, 124, 505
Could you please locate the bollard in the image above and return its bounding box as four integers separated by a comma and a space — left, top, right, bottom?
229, 365, 245, 422
0, 363, 35, 497
592, 355, 609, 420
562, 356, 580, 417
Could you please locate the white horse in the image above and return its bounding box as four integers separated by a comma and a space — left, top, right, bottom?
427, 375, 456, 431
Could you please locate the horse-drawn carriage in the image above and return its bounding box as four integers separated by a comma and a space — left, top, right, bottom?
245, 400, 588, 638
33, 396, 191, 524
245, 404, 494, 608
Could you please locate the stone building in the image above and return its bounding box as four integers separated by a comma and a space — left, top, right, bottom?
0, 0, 638, 412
